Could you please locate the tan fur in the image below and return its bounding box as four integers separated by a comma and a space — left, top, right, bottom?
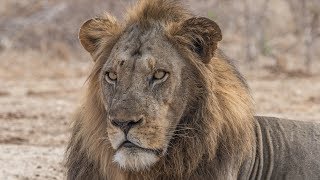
66, 0, 254, 179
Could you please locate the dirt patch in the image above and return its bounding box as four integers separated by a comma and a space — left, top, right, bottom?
0, 91, 10, 97
0, 111, 38, 120
0, 145, 64, 180
0, 137, 28, 145
306, 96, 320, 104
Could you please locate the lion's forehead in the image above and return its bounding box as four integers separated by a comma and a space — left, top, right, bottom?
106, 26, 177, 73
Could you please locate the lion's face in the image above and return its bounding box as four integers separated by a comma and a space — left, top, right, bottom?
100, 26, 188, 171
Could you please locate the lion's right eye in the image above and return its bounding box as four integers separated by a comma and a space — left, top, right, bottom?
105, 72, 117, 83
152, 70, 168, 81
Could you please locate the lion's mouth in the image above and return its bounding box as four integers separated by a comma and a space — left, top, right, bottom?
118, 140, 162, 155
119, 141, 140, 149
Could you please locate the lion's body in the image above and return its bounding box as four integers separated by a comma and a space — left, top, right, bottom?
240, 117, 320, 180
65, 0, 320, 179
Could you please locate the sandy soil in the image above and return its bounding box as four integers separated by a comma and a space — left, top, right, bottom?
0, 63, 319, 179
0, 78, 83, 180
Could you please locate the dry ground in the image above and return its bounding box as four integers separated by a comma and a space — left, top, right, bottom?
0, 51, 319, 179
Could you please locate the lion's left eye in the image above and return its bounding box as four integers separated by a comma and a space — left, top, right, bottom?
153, 70, 168, 80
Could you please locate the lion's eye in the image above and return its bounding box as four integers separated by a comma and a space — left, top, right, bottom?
153, 70, 167, 80
105, 72, 117, 83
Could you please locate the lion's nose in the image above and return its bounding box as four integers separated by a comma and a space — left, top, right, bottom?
111, 118, 143, 134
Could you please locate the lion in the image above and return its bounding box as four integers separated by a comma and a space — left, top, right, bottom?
65, 0, 320, 179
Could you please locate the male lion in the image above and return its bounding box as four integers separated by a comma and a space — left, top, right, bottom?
66, 0, 320, 179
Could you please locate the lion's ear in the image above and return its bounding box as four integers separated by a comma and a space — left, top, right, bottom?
170, 17, 222, 64
79, 15, 120, 58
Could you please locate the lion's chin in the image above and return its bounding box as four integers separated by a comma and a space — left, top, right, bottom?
113, 147, 159, 171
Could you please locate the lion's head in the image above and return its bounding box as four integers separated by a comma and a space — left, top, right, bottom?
98, 24, 192, 170
66, 0, 254, 179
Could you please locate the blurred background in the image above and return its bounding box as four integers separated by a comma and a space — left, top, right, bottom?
0, 0, 319, 179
